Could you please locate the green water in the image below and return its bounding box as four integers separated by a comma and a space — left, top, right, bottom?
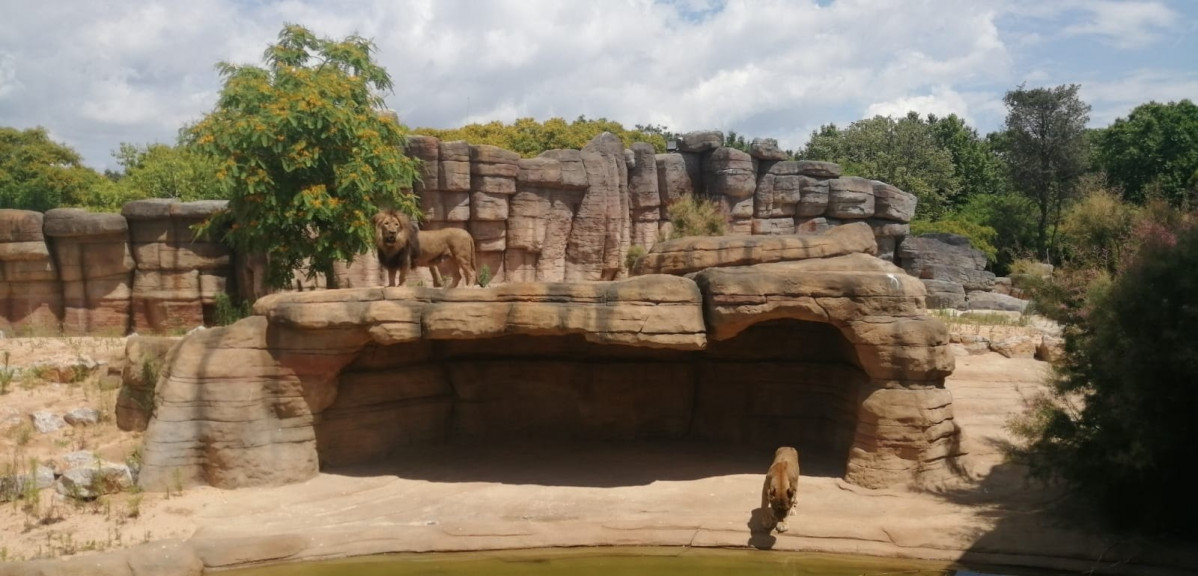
223, 547, 1054, 576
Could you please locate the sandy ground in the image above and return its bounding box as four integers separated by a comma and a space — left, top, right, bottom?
2, 326, 1196, 574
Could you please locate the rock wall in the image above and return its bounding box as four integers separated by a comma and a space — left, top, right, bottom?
0, 202, 230, 335
136, 224, 961, 493
2, 131, 920, 335
896, 233, 1028, 312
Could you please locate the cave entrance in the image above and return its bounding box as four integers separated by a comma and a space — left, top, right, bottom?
314, 319, 866, 482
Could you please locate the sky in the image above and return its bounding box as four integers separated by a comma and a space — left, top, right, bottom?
0, 0, 1195, 171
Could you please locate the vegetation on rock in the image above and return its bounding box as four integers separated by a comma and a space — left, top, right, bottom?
187, 24, 420, 289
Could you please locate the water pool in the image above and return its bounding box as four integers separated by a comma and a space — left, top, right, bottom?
223, 547, 1059, 576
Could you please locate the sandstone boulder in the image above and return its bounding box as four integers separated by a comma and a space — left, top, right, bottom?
966, 291, 1028, 313
117, 335, 182, 432
705, 147, 756, 199
633, 221, 877, 276
677, 130, 723, 152
749, 138, 788, 160
795, 160, 842, 178
627, 142, 661, 212
827, 177, 876, 219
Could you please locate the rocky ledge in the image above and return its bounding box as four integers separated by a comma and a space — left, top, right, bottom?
134, 224, 959, 496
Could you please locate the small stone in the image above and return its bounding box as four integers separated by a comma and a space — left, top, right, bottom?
30, 411, 66, 433
991, 335, 1037, 358
56, 450, 99, 473
64, 408, 102, 427
55, 463, 134, 499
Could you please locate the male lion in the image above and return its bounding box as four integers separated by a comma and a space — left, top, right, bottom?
416, 227, 477, 288
373, 209, 420, 287
762, 446, 800, 533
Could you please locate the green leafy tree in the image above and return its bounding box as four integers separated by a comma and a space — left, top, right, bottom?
114, 142, 224, 202
928, 113, 1007, 204
0, 127, 102, 211
188, 24, 420, 289
1014, 217, 1198, 536
801, 112, 960, 220
1095, 99, 1198, 207
417, 116, 668, 157
999, 84, 1091, 260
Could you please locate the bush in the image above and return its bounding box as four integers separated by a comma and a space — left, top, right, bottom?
1012, 219, 1198, 536
1057, 181, 1138, 272
477, 264, 492, 288
665, 195, 726, 240
910, 217, 998, 263
624, 245, 646, 271
211, 293, 252, 326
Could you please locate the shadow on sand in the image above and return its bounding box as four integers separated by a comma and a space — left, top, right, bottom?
925, 436, 1198, 575
326, 440, 847, 489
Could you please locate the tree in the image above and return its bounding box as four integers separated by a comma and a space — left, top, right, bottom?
1000, 84, 1091, 260
188, 24, 420, 289
416, 116, 668, 157
1014, 217, 1198, 536
1095, 99, 1198, 207
927, 114, 1007, 204
113, 141, 224, 203
801, 112, 961, 220
0, 126, 102, 212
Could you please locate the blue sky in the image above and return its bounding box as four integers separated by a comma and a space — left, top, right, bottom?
0, 0, 1195, 170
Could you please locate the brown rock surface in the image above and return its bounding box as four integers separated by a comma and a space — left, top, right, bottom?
0, 210, 61, 333
632, 221, 877, 276
43, 209, 134, 335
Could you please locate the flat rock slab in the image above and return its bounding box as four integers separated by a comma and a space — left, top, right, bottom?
253, 274, 708, 350
632, 222, 878, 276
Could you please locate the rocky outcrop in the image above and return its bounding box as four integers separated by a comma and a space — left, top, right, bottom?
897, 233, 1028, 312
0, 210, 61, 334
632, 221, 877, 276
116, 335, 181, 432
2, 131, 922, 336
123, 200, 231, 333
43, 209, 134, 335
138, 225, 958, 493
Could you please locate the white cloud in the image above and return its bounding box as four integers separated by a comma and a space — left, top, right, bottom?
0, 0, 1192, 169
865, 86, 973, 123
1063, 1, 1178, 48
1081, 69, 1198, 125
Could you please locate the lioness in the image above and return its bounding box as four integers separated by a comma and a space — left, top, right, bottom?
762, 446, 800, 533
373, 209, 420, 287
415, 227, 477, 288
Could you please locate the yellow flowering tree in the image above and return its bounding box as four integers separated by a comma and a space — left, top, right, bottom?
189, 24, 419, 289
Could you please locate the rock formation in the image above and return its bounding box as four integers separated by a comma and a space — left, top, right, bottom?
136, 224, 959, 493
2, 131, 924, 336
896, 233, 1027, 312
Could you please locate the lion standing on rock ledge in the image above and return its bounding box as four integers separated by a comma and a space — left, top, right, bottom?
373, 209, 477, 288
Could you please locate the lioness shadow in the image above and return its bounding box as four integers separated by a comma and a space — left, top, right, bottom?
747, 507, 778, 550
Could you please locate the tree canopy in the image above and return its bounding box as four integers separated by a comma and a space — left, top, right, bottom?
1000, 84, 1091, 260
415, 116, 668, 157
801, 112, 961, 220
112, 141, 224, 203
188, 24, 420, 289
1095, 99, 1198, 207
0, 127, 102, 212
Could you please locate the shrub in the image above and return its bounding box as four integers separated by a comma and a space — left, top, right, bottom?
1012, 219, 1198, 536
1057, 183, 1138, 272
665, 195, 726, 240
477, 264, 492, 288
910, 217, 998, 263
211, 293, 252, 326
624, 245, 646, 271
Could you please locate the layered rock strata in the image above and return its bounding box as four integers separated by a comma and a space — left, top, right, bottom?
138, 226, 958, 493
